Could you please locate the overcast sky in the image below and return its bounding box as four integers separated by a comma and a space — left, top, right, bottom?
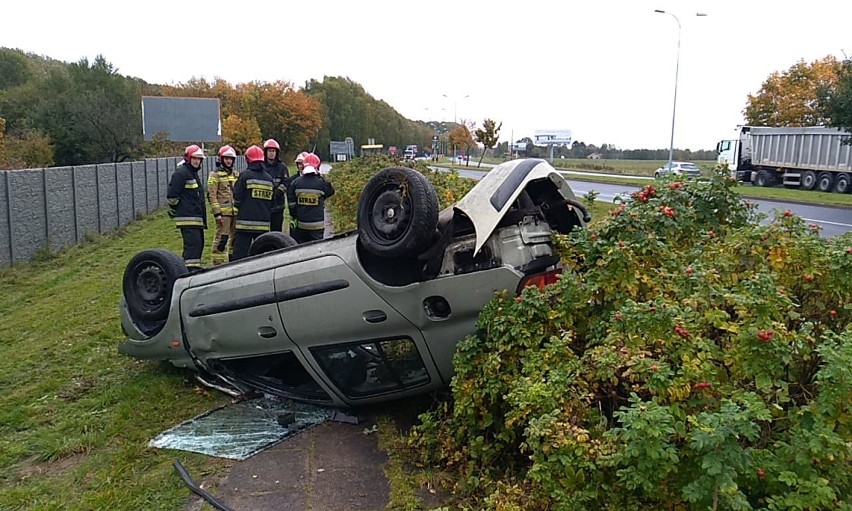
3, 0, 849, 151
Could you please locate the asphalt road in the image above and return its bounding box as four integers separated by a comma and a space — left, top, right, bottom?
453, 167, 852, 237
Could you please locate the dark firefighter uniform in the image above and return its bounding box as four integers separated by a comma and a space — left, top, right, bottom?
287, 170, 335, 244
231, 161, 274, 260
167, 161, 207, 269
207, 164, 239, 265
264, 159, 291, 232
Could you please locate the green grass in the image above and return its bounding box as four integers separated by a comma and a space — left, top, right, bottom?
0, 211, 231, 510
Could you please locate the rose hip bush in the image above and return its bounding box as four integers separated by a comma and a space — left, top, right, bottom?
410, 171, 851, 510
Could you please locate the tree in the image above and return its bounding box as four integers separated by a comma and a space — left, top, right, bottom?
744, 56, 842, 126
0, 48, 33, 91
221, 114, 261, 153
821, 56, 852, 142
448, 121, 476, 165
473, 118, 502, 166
0, 117, 54, 169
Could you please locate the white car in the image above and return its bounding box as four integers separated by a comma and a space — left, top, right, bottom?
654, 161, 701, 179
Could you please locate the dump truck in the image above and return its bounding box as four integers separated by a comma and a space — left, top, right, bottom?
716, 126, 852, 193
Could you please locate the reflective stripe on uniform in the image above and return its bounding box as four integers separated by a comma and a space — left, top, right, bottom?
235, 220, 270, 231
294, 187, 326, 196
246, 179, 273, 189
185, 258, 202, 265
168, 198, 180, 205
176, 216, 204, 227
184, 179, 200, 189
297, 220, 325, 231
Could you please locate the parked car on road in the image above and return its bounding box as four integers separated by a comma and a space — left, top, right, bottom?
119, 159, 589, 407
654, 161, 701, 179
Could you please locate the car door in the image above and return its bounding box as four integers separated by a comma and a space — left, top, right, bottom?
180, 268, 298, 361
273, 254, 441, 402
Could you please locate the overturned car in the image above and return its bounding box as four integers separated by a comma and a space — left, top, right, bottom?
120, 159, 588, 407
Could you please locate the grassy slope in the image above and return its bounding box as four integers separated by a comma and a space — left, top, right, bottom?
0, 212, 230, 510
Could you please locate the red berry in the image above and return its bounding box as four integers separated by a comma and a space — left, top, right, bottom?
847, 247, 852, 255
614, 313, 623, 320
804, 274, 814, 282
650, 364, 659, 372
830, 310, 837, 318
783, 210, 794, 217
758, 329, 775, 342
685, 266, 694, 276
515, 296, 523, 303
757, 469, 766, 479
695, 381, 712, 390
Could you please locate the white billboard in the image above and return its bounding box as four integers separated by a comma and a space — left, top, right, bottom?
534, 129, 572, 147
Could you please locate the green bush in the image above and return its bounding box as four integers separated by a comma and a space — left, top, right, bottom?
326, 155, 474, 232
410, 171, 852, 510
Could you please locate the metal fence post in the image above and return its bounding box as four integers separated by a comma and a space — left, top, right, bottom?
42, 168, 49, 249
4, 171, 13, 265
71, 166, 79, 244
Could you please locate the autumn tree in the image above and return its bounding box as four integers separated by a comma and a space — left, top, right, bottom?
820, 56, 852, 142
448, 121, 476, 165
473, 118, 502, 166
221, 114, 262, 153
744, 56, 842, 126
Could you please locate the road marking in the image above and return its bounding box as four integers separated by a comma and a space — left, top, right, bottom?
802, 217, 852, 228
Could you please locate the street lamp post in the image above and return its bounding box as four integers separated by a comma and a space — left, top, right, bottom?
442, 93, 470, 161
654, 10, 706, 171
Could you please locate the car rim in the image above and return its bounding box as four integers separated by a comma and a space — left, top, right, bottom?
368, 183, 412, 245
134, 263, 167, 309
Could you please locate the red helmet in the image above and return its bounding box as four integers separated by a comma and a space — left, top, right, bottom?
245, 145, 265, 163
184, 144, 205, 161
303, 153, 321, 169
295, 151, 309, 164
263, 139, 280, 150
217, 145, 236, 162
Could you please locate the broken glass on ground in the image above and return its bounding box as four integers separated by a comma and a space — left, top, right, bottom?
149, 397, 333, 460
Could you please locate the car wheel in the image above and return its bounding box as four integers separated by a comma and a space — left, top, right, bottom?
123, 249, 187, 322
800, 170, 817, 190
816, 172, 834, 192
358, 166, 438, 258
834, 173, 851, 194
654, 172, 661, 179
755, 169, 772, 187
248, 232, 298, 256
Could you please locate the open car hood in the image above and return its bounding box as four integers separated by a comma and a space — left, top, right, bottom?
453, 159, 575, 255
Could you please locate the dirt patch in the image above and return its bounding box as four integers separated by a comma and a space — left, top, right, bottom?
12, 453, 86, 482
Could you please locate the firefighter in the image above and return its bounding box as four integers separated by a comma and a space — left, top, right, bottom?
294, 151, 309, 175
262, 139, 291, 232
287, 153, 335, 244
167, 144, 207, 269
232, 145, 274, 260
207, 145, 239, 265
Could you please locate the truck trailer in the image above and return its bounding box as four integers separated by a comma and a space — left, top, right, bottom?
716, 126, 852, 193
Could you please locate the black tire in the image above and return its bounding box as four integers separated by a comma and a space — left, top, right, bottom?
755, 169, 772, 187
654, 172, 661, 179
800, 170, 817, 190
248, 232, 298, 256
123, 249, 187, 322
816, 172, 834, 192
357, 166, 438, 258
834, 173, 851, 194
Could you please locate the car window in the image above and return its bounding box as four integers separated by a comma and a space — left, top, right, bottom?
682, 163, 699, 170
